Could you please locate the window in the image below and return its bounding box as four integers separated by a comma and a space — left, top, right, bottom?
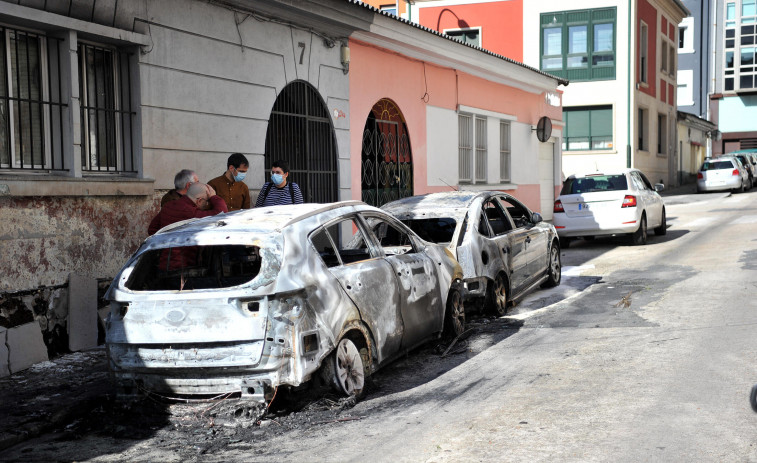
677, 69, 694, 106
669, 43, 676, 77
78, 43, 135, 173
679, 17, 694, 53
482, 200, 510, 235
562, 106, 613, 151
0, 27, 65, 170
379, 4, 397, 16
446, 29, 481, 47
540, 8, 616, 81
0, 25, 139, 176
638, 107, 648, 151
499, 120, 511, 182
458, 114, 487, 183
724, 1, 757, 91
368, 216, 417, 255
640, 22, 649, 84
657, 113, 667, 155
661, 41, 668, 73
311, 218, 373, 267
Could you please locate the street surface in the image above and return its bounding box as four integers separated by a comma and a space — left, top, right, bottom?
1, 190, 756, 462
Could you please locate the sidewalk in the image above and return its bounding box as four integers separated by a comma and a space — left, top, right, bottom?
0, 347, 109, 452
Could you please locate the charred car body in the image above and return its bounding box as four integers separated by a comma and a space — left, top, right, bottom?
105, 201, 464, 403
382, 191, 561, 316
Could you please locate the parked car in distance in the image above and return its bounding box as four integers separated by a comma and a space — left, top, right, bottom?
697, 157, 750, 193
382, 191, 561, 317
553, 169, 666, 247
721, 153, 755, 190
105, 201, 464, 404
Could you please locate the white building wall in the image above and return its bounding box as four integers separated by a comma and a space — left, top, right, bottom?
523, 0, 632, 178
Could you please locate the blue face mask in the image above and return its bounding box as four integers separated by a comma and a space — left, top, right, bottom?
234, 171, 246, 182
271, 173, 284, 185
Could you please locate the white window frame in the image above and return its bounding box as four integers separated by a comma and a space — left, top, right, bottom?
640, 22, 649, 84
499, 120, 511, 182
678, 17, 695, 54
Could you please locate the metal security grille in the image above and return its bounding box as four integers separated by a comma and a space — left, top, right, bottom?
500, 120, 511, 182
361, 99, 413, 207
458, 114, 472, 182
475, 116, 487, 182
265, 81, 337, 203
0, 28, 67, 171
79, 43, 136, 173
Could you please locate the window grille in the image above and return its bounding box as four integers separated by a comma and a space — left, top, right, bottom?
500, 120, 511, 182
475, 116, 487, 182
78, 43, 136, 173
0, 28, 66, 171
458, 114, 472, 182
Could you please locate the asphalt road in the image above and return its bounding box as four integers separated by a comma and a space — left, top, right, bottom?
2, 189, 756, 462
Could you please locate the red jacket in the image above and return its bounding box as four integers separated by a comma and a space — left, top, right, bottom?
147, 195, 228, 271
148, 195, 228, 236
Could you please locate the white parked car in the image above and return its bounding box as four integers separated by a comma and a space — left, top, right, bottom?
553, 169, 666, 247
697, 157, 750, 193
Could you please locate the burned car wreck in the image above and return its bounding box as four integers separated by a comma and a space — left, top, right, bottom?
105, 201, 464, 403
382, 191, 561, 316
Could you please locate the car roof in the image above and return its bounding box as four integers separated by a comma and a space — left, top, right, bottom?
153, 200, 370, 236
381, 191, 507, 219
565, 169, 637, 179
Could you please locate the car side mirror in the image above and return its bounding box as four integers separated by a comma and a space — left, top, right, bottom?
532, 212, 543, 224
654, 183, 664, 192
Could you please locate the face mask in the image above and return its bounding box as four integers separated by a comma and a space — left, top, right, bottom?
271, 173, 284, 185
234, 171, 246, 182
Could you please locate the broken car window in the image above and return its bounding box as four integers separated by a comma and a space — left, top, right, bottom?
401, 217, 457, 244
364, 216, 416, 255
313, 218, 373, 266
125, 245, 262, 291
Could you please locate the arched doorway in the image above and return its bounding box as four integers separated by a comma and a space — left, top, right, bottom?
264, 81, 338, 203
361, 99, 413, 207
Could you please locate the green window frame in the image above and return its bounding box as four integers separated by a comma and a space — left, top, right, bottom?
562, 106, 613, 151
540, 8, 616, 81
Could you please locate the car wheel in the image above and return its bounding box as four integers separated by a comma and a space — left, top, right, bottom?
654, 207, 667, 236
486, 273, 508, 316
541, 242, 561, 288
751, 384, 757, 413
630, 215, 647, 245
323, 337, 365, 398
559, 237, 572, 249
444, 287, 465, 337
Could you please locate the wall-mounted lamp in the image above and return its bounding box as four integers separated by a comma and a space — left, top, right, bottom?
340, 44, 350, 75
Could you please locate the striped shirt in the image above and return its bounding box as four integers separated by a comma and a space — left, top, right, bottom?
255, 182, 304, 207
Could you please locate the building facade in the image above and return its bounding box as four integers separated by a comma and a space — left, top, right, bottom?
711, 0, 757, 154
0, 0, 564, 363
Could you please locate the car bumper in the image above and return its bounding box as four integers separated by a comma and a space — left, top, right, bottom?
697, 177, 741, 192
553, 213, 640, 237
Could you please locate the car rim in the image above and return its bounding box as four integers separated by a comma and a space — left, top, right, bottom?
550, 247, 560, 278
450, 290, 464, 334
495, 275, 507, 312
335, 338, 364, 395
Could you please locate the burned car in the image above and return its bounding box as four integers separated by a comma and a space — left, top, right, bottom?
105, 201, 464, 403
382, 191, 561, 316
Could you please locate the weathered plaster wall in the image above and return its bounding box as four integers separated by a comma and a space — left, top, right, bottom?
0, 196, 156, 291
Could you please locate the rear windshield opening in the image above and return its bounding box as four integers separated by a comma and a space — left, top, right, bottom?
562, 175, 628, 195
401, 218, 457, 244
125, 245, 262, 291
701, 161, 734, 171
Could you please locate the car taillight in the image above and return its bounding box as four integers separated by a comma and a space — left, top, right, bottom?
697, 172, 704, 179
553, 199, 564, 213
733, 169, 741, 176
621, 195, 637, 208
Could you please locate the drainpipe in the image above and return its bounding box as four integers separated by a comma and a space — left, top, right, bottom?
627, 0, 633, 168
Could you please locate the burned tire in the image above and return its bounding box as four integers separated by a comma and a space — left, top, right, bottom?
486, 273, 508, 317
629, 215, 647, 246
322, 337, 365, 398
751, 384, 757, 413
654, 207, 667, 236
542, 242, 561, 288
444, 287, 465, 337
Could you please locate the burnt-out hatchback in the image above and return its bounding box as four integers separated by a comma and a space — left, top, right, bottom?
105, 201, 464, 403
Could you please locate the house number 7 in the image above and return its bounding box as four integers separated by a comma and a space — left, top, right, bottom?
298, 42, 306, 64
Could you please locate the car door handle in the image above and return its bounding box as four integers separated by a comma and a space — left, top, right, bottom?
525, 237, 531, 243
502, 247, 507, 253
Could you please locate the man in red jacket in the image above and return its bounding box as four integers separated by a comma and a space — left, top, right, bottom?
147, 183, 228, 270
